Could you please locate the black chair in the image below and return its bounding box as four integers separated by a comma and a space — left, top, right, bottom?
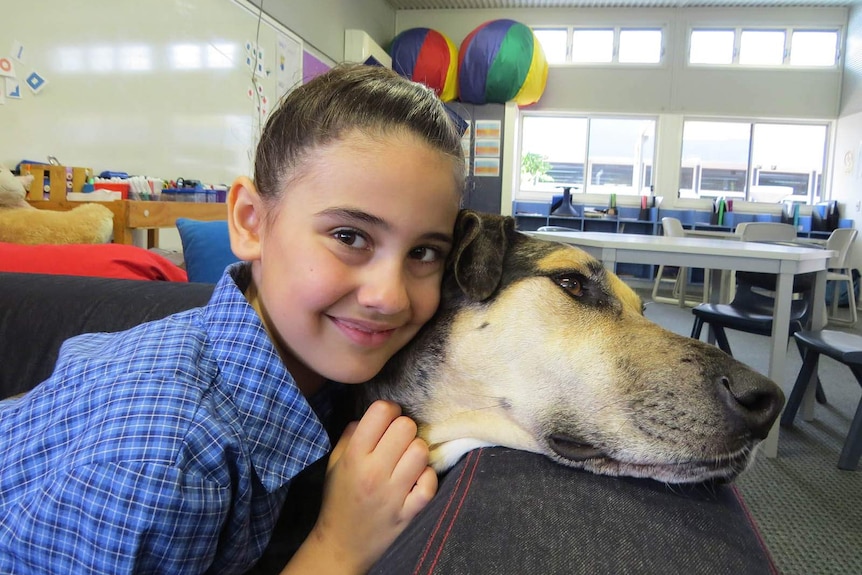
690, 271, 827, 404
690, 271, 812, 354
781, 329, 862, 470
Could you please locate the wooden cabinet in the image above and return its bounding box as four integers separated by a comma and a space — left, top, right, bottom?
30, 200, 227, 247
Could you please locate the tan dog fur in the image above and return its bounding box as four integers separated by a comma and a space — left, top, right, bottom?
364, 211, 784, 484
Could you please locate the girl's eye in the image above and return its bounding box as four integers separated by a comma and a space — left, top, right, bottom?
333, 229, 369, 250
410, 246, 442, 263
555, 274, 583, 296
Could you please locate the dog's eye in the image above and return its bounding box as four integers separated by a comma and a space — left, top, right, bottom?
555, 274, 583, 296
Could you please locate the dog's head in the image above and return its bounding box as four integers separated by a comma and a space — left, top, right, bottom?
365, 210, 785, 484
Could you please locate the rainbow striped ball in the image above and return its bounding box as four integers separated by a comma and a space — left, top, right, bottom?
458, 19, 548, 106
390, 28, 458, 102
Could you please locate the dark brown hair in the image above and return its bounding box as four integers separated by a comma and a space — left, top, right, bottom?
254, 63, 465, 206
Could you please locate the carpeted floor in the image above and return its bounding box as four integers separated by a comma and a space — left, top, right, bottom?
639, 285, 862, 575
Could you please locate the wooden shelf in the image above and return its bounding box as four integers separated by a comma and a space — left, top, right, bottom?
29, 200, 227, 247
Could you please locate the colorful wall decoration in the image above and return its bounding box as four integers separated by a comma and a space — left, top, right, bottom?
389, 27, 458, 102
457, 19, 548, 106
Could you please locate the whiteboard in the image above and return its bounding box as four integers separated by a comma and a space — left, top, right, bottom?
0, 0, 303, 185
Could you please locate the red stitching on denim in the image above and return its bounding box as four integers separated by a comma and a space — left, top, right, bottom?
412, 449, 479, 575
732, 484, 782, 575
423, 449, 481, 574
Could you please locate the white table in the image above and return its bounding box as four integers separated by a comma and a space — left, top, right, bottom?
529, 230, 836, 458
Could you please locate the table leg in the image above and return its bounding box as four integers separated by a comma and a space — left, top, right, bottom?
705, 267, 725, 345
761, 269, 794, 458
800, 270, 829, 420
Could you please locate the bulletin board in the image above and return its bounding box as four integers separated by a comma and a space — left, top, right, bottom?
0, 0, 304, 184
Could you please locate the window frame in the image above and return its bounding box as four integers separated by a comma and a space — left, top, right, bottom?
678, 117, 831, 204
687, 26, 841, 68
532, 25, 666, 66
516, 111, 659, 202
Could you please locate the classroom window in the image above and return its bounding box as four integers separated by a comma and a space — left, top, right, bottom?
680, 120, 828, 203
533, 28, 568, 64
790, 30, 838, 66
689, 26, 840, 67
739, 30, 786, 65
535, 26, 664, 65
619, 29, 662, 64
572, 29, 614, 63
519, 114, 655, 199
689, 29, 735, 64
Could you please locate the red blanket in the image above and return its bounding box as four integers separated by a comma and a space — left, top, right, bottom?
0, 242, 188, 282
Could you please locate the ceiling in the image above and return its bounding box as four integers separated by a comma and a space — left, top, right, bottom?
384, 0, 857, 9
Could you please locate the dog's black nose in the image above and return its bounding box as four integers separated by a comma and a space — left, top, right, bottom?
716, 372, 785, 439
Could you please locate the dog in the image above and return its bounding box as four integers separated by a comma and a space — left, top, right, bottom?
362, 210, 785, 484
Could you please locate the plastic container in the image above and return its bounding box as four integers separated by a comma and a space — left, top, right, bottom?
94, 182, 129, 200
161, 188, 208, 202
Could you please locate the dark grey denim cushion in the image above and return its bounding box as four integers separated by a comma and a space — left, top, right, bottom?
0, 272, 214, 398
370, 447, 778, 575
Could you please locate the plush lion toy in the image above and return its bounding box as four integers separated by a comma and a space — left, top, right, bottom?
0, 167, 113, 244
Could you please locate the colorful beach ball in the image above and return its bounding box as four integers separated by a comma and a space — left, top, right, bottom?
390, 28, 458, 102
458, 19, 548, 106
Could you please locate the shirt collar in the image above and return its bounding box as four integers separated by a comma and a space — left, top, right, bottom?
203, 263, 332, 492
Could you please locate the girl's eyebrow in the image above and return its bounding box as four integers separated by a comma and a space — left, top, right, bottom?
317, 207, 454, 245
317, 207, 387, 228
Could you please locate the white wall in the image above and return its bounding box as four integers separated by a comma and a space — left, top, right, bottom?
397, 7, 845, 118
833, 6, 862, 269
397, 6, 847, 213
254, 0, 394, 62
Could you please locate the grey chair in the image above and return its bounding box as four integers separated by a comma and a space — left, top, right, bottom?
651, 217, 707, 307
782, 329, 862, 470
824, 228, 858, 326
736, 221, 798, 243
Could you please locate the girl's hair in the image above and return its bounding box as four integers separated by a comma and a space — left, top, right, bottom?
254, 63, 465, 205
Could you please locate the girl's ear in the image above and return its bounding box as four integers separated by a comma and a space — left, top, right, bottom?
227, 176, 263, 261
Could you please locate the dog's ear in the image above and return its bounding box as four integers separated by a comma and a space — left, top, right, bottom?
449, 210, 515, 301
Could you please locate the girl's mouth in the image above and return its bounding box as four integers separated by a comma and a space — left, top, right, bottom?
330, 317, 398, 347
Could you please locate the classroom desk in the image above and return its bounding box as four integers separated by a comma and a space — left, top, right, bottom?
529, 230, 836, 458
681, 228, 827, 300
30, 200, 228, 247
684, 227, 828, 246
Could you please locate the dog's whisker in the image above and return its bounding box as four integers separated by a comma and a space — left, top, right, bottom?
447, 401, 510, 416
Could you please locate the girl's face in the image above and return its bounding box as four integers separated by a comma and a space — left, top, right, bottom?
230, 129, 461, 392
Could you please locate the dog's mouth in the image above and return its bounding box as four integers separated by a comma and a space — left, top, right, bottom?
547, 433, 755, 483
548, 433, 606, 461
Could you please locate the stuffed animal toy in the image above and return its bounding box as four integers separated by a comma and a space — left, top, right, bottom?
0, 167, 113, 244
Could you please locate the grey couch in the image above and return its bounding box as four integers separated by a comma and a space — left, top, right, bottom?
0, 272, 779, 574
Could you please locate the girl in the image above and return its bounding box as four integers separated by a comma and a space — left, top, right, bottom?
0, 63, 465, 574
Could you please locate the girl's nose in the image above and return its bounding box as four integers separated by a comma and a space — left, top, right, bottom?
356, 260, 410, 315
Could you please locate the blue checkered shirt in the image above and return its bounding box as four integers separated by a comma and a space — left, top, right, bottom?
0, 264, 333, 574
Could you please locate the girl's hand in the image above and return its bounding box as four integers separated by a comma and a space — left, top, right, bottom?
285, 400, 437, 575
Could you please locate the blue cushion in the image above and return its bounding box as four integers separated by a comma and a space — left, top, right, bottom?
175, 218, 240, 284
